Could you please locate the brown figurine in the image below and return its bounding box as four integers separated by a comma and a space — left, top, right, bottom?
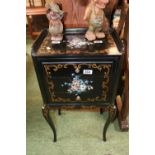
45, 0, 64, 41
84, 0, 109, 41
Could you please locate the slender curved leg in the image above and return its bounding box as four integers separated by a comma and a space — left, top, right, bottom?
103, 105, 117, 141
58, 108, 61, 115
103, 111, 111, 141
42, 105, 57, 142
111, 105, 117, 122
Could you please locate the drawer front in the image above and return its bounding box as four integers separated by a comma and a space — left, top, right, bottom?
41, 62, 115, 105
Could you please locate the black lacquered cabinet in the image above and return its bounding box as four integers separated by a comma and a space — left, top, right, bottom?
32, 28, 124, 142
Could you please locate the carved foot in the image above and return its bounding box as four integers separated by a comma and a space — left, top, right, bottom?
103, 105, 117, 141
85, 31, 96, 41
42, 105, 57, 142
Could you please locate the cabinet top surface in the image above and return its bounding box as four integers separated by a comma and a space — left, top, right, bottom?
33, 29, 122, 57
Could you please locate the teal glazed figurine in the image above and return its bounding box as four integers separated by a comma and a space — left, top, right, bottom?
45, 0, 64, 41
83, 0, 109, 41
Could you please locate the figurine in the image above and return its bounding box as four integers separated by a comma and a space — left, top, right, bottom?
83, 0, 109, 41
45, 0, 64, 41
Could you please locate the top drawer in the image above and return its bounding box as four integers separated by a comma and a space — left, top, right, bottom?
41, 61, 115, 104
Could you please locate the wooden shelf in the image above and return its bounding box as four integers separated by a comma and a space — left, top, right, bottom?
26, 7, 47, 15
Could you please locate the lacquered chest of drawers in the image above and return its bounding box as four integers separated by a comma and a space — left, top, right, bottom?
31, 28, 124, 142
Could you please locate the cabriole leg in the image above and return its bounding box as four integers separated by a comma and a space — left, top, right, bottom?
103, 105, 117, 141
42, 105, 57, 142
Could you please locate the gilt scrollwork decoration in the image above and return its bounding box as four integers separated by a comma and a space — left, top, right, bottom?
44, 64, 111, 103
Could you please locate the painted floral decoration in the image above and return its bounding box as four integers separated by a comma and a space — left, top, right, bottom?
61, 73, 93, 96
